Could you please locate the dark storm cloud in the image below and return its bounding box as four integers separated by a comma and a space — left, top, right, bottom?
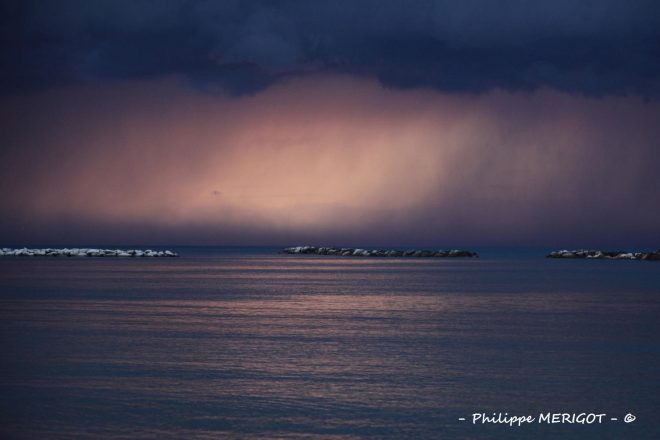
2, 0, 660, 96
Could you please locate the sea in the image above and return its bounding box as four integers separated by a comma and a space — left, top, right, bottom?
0, 247, 659, 439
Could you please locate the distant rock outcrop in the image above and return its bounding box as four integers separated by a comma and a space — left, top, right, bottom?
0, 248, 179, 257
547, 249, 660, 260
281, 246, 478, 258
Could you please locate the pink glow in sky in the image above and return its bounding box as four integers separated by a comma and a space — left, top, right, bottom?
1, 75, 659, 246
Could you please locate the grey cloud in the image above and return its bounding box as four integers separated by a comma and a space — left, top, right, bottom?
1, 0, 659, 96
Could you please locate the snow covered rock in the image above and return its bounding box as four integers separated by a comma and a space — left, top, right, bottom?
547, 249, 659, 261
0, 248, 179, 257
281, 246, 478, 258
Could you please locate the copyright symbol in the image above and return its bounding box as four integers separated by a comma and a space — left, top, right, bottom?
624, 413, 636, 423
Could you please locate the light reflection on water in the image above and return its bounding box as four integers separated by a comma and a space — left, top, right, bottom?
1, 250, 659, 439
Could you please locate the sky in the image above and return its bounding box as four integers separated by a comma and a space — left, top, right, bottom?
1, 0, 659, 247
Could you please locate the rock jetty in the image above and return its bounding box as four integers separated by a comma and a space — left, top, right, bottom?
547, 249, 660, 260
0, 248, 178, 257
281, 246, 478, 258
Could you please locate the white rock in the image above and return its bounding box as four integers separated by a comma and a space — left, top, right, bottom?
0, 247, 179, 258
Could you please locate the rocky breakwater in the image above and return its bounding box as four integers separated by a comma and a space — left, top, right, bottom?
281, 246, 478, 258
0, 248, 179, 257
547, 249, 660, 261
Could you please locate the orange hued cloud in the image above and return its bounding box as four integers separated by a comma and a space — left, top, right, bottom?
1, 75, 659, 245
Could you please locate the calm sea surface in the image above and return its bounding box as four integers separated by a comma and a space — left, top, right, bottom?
1, 247, 659, 439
